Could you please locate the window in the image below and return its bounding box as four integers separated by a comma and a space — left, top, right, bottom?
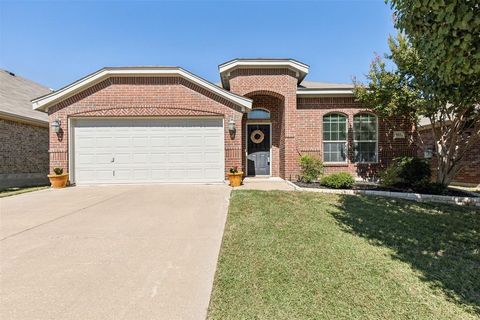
247, 108, 270, 120
323, 114, 347, 162
353, 113, 377, 163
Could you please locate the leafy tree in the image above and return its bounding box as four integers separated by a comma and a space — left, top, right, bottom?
354, 33, 480, 185
389, 0, 480, 102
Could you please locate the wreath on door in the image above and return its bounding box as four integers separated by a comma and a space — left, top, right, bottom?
250, 130, 265, 144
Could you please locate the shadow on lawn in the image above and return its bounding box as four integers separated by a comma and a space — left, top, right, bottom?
329, 195, 480, 315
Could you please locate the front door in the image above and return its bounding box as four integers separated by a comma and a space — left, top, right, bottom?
247, 124, 271, 176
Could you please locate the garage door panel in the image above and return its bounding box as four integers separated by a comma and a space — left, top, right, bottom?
205, 151, 222, 163
133, 153, 149, 164
151, 137, 168, 147
73, 118, 224, 184
115, 153, 132, 164
133, 137, 148, 147
186, 152, 203, 162
95, 153, 114, 165
151, 153, 168, 163
205, 136, 222, 146
114, 137, 130, 147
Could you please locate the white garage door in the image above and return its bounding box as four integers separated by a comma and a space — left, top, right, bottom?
72, 118, 224, 184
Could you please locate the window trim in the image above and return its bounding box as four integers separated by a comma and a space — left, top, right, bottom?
247, 108, 271, 120
353, 112, 379, 164
322, 113, 348, 164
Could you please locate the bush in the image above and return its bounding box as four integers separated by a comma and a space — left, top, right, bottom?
321, 172, 355, 189
379, 157, 431, 188
298, 155, 323, 183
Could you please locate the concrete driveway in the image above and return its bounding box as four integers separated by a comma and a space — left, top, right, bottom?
0, 184, 231, 320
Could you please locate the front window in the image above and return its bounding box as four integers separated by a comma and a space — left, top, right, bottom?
323, 113, 347, 162
353, 113, 378, 163
247, 108, 270, 120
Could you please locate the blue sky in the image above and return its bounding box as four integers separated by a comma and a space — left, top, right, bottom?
0, 0, 396, 89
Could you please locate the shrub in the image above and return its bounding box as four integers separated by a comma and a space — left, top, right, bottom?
53, 167, 63, 175
298, 155, 323, 183
379, 157, 431, 188
321, 172, 355, 189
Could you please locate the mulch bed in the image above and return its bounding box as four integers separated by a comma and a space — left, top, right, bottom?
293, 181, 477, 198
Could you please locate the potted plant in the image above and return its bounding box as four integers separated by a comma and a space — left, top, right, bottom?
227, 166, 243, 187
47, 167, 69, 188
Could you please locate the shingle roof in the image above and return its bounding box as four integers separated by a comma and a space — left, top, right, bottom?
0, 69, 51, 124
298, 80, 354, 89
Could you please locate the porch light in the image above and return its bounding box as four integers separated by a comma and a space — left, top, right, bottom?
424, 147, 434, 159
51, 119, 61, 133
228, 118, 236, 132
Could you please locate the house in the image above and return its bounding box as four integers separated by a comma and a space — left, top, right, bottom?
419, 118, 480, 187
31, 59, 416, 185
0, 70, 52, 188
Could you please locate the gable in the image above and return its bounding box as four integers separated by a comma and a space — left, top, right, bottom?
32, 67, 252, 112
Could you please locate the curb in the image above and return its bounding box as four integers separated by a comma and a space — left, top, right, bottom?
285, 181, 480, 207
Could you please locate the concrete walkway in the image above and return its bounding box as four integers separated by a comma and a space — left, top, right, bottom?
236, 177, 295, 191
0, 184, 230, 320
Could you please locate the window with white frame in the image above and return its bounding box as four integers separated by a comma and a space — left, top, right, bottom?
353, 113, 378, 163
323, 113, 348, 162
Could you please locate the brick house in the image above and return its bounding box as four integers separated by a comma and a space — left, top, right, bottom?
0, 70, 51, 188
32, 59, 416, 185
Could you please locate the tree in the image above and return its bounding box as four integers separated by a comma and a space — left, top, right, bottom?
389, 0, 480, 104
354, 33, 480, 186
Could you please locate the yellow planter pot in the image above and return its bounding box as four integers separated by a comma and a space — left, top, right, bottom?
47, 173, 69, 188
227, 172, 243, 187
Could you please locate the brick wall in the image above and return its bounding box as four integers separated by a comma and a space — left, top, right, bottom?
242, 94, 283, 177
0, 118, 49, 187
296, 97, 417, 180
228, 68, 416, 181
420, 128, 480, 186
228, 68, 298, 179
47, 76, 244, 178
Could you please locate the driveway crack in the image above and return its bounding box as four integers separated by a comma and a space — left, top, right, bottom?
0, 190, 132, 242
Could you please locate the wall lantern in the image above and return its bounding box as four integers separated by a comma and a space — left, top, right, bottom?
228, 118, 236, 132
424, 147, 434, 159
51, 119, 61, 133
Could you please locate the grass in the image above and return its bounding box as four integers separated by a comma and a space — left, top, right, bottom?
208, 190, 480, 319
0, 185, 49, 198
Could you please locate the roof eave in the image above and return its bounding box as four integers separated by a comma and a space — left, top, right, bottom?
0, 110, 48, 127
218, 59, 310, 90
296, 89, 355, 97
32, 67, 253, 112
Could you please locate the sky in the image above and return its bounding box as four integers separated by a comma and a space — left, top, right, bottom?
0, 0, 397, 90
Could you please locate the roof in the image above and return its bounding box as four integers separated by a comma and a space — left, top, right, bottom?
296, 80, 354, 96
298, 80, 354, 89
0, 69, 51, 125
32, 67, 253, 112
218, 58, 309, 89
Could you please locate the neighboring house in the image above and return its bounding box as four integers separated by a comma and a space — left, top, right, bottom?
419, 118, 480, 187
0, 70, 52, 189
31, 59, 416, 185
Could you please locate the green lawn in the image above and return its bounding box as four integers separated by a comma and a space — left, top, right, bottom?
208, 190, 480, 319
0, 185, 49, 198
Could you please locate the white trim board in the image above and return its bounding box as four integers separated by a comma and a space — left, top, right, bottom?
32, 67, 253, 112
219, 59, 309, 89
297, 89, 354, 97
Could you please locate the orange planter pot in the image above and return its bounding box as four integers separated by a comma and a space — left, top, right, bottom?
227, 172, 243, 187
47, 173, 69, 188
